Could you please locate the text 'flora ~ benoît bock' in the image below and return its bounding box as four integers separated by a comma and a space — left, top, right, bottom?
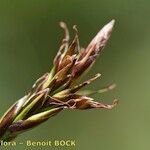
0, 19, 118, 142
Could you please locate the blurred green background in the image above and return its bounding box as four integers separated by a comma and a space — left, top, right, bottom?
0, 0, 150, 150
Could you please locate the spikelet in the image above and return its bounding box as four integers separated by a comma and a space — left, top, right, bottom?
0, 20, 117, 142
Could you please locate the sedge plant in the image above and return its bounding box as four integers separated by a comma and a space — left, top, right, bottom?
0, 20, 118, 142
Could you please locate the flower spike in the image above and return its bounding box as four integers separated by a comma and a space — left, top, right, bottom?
0, 20, 117, 142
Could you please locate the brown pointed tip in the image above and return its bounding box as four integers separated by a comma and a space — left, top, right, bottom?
85, 19, 115, 54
